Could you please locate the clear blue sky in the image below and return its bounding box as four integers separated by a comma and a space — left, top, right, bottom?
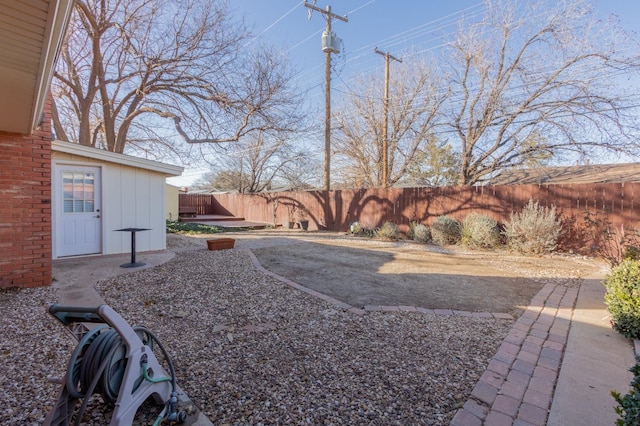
231, 0, 640, 104
169, 0, 640, 186
235, 1, 492, 111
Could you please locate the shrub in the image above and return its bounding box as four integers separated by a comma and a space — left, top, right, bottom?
350, 221, 375, 238
408, 222, 431, 243
461, 213, 501, 249
375, 221, 400, 241
503, 199, 561, 255
350, 221, 363, 235
431, 215, 461, 245
612, 356, 640, 426
166, 220, 226, 235
604, 259, 640, 339
625, 246, 640, 262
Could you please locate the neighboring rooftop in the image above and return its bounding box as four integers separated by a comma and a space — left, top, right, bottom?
488, 163, 640, 185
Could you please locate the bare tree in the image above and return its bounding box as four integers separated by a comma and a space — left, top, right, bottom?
192, 171, 249, 193
442, 0, 640, 185
333, 61, 446, 188
52, 0, 304, 158
277, 155, 321, 191
194, 132, 315, 193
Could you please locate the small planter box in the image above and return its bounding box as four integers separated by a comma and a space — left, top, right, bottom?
206, 238, 235, 250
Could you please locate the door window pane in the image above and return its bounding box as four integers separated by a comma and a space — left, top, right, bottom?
62, 170, 95, 213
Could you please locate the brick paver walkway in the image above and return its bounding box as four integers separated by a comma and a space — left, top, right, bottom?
451, 283, 577, 426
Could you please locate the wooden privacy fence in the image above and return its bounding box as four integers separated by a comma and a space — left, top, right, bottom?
178, 193, 219, 215
180, 183, 640, 235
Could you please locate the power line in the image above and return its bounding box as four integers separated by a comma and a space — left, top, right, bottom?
244, 1, 305, 48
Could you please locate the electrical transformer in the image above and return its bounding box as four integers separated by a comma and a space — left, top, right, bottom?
321, 30, 341, 54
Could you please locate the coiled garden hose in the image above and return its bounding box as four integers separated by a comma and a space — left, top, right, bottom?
74, 339, 123, 426
64, 324, 183, 425
136, 326, 187, 425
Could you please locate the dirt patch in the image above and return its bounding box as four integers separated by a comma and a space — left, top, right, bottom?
168, 231, 608, 317
245, 233, 607, 317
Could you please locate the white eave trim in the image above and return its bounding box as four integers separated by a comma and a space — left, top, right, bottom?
52, 140, 184, 176
31, 0, 74, 132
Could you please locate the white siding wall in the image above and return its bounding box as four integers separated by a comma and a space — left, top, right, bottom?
52, 151, 168, 257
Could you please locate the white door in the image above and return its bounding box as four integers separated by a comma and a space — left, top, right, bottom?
55, 166, 102, 257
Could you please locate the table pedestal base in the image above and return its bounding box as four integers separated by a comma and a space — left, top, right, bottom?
120, 262, 146, 268
114, 228, 150, 269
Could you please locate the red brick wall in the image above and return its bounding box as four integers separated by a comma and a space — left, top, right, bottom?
0, 98, 52, 288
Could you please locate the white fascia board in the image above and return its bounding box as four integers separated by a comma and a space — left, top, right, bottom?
31, 0, 74, 132
52, 140, 184, 176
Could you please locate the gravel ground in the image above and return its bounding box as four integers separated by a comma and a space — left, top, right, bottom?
96, 248, 512, 425
0, 286, 74, 425
1, 238, 514, 425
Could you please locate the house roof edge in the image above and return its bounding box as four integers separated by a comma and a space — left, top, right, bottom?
52, 140, 184, 176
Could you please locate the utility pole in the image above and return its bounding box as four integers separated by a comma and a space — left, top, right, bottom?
374, 48, 402, 188
305, 2, 347, 191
